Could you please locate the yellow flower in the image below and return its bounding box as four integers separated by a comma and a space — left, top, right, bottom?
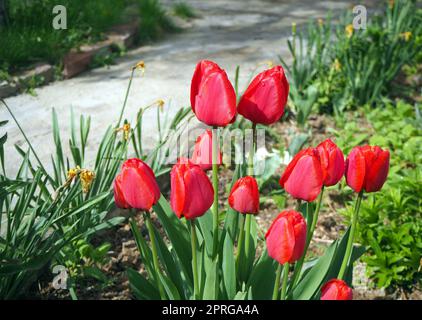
345, 24, 354, 38
133, 60, 145, 73
123, 123, 131, 140
79, 169, 95, 193
115, 123, 131, 140
332, 59, 342, 72
156, 99, 165, 111
389, 0, 395, 9
318, 19, 324, 27
67, 166, 80, 181
400, 31, 412, 42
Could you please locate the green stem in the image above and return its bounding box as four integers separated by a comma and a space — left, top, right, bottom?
272, 264, 282, 300
235, 214, 246, 267
145, 212, 166, 299
117, 68, 135, 128
243, 124, 256, 273
338, 190, 364, 280
244, 214, 252, 262
289, 187, 324, 291
296, 199, 302, 211
190, 219, 199, 299
211, 127, 219, 259
280, 263, 290, 300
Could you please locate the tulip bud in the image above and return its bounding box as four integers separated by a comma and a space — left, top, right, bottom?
316, 139, 345, 187
279, 148, 323, 202
170, 158, 214, 220
119, 158, 161, 211
238, 66, 289, 125
190, 60, 237, 127
228, 176, 259, 214
113, 173, 130, 209
191, 129, 222, 171
321, 279, 353, 300
265, 210, 307, 265
345, 145, 390, 193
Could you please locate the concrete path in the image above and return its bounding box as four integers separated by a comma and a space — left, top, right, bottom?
1, 0, 359, 175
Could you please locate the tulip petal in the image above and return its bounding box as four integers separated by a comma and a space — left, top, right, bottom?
194, 71, 237, 126
121, 167, 155, 210
345, 147, 366, 193
364, 148, 390, 192
266, 215, 295, 265
228, 176, 259, 214
284, 154, 323, 202
170, 165, 186, 218
182, 166, 214, 219
113, 174, 130, 209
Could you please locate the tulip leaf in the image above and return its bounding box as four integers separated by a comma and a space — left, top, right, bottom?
151, 224, 186, 299
158, 272, 181, 300
129, 218, 156, 281
203, 255, 218, 300
246, 250, 277, 300
291, 239, 338, 300
153, 195, 192, 282
127, 268, 160, 300
233, 291, 248, 300
222, 233, 236, 299
196, 210, 213, 257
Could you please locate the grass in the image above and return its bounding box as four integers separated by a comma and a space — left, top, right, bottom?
173, 2, 198, 19
138, 0, 179, 42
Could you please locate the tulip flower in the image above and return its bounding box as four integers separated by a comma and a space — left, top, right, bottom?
266, 210, 307, 265
190, 60, 237, 127
170, 158, 214, 220
321, 279, 353, 300
237, 65, 289, 125
316, 139, 345, 187
118, 158, 161, 210
113, 173, 130, 209
279, 148, 323, 202
345, 145, 390, 193
191, 129, 222, 171
228, 176, 259, 214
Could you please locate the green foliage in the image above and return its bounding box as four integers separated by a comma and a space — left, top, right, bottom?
0, 0, 127, 73
138, 0, 178, 42
173, 2, 197, 20
59, 239, 111, 285
335, 101, 422, 291
0, 103, 126, 299
281, 0, 422, 123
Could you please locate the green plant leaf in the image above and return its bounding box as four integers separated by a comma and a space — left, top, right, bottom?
222, 233, 236, 299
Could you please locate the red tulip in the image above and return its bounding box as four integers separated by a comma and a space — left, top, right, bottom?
228, 176, 259, 214
113, 173, 130, 209
119, 158, 161, 210
265, 210, 307, 265
345, 145, 390, 193
279, 148, 323, 202
191, 129, 222, 171
190, 60, 237, 127
321, 279, 353, 300
170, 158, 214, 220
237, 65, 289, 125
316, 139, 345, 187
